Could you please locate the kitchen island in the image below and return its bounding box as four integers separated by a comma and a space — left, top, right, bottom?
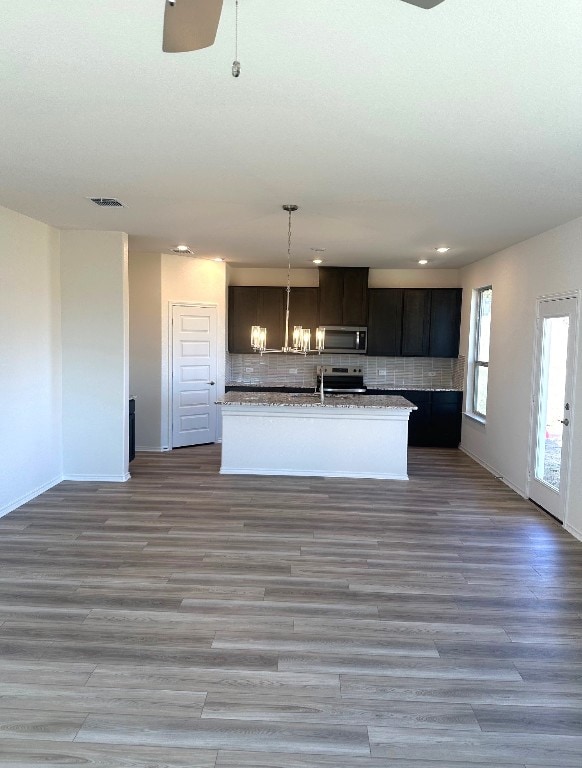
218, 391, 417, 480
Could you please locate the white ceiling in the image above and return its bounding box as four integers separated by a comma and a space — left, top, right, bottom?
2, 0, 582, 268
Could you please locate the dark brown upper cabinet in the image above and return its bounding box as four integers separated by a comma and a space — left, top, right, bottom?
229, 282, 462, 358
228, 286, 285, 353
429, 288, 462, 357
228, 286, 259, 353
288, 287, 320, 339
401, 289, 431, 356
367, 287, 462, 358
258, 287, 286, 351
318, 267, 369, 326
367, 288, 403, 356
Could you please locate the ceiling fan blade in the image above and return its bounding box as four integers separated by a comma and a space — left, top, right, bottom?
400, 0, 446, 8
163, 0, 224, 53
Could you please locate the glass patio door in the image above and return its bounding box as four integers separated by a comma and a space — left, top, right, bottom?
529, 296, 577, 521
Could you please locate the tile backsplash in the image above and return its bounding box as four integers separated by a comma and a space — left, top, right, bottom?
227, 353, 465, 390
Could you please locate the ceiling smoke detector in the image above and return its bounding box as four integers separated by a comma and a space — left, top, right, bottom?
88, 197, 125, 207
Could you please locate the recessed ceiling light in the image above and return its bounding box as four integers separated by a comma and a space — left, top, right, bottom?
312, 258, 323, 265
435, 247, 450, 253
172, 245, 193, 254
418, 259, 429, 265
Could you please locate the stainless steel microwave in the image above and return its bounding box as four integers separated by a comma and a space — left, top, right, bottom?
320, 326, 367, 354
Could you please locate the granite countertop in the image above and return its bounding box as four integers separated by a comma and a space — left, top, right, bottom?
225, 384, 462, 393
384, 386, 461, 392
218, 391, 417, 410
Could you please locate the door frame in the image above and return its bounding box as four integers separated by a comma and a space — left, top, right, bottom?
527, 290, 580, 525
165, 302, 220, 450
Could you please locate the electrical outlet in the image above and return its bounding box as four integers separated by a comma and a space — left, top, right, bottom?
379, 369, 387, 376
245, 367, 254, 373
427, 371, 437, 377
289, 368, 298, 374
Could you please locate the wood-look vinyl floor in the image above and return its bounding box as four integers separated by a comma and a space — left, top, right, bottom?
0, 445, 581, 767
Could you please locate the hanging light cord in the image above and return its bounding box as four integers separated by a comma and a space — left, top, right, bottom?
232, 1, 241, 76
284, 207, 293, 349
235, 0, 239, 62
287, 207, 293, 292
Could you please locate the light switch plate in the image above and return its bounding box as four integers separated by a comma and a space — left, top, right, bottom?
379, 369, 387, 375
289, 368, 298, 374
245, 367, 254, 373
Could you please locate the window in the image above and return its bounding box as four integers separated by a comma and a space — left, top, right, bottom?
472, 286, 492, 418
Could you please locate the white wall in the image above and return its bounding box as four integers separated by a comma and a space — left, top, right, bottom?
129, 252, 162, 450
228, 267, 318, 287
459, 215, 582, 540
0, 206, 62, 515
228, 266, 461, 289
369, 269, 460, 288
162, 253, 227, 448
129, 254, 227, 451
130, 253, 227, 450
161, 254, 227, 448
60, 230, 129, 480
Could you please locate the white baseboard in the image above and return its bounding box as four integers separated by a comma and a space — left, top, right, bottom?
62, 473, 131, 482
0, 475, 63, 519
564, 521, 582, 543
220, 467, 409, 480
459, 444, 527, 498
136, 446, 164, 452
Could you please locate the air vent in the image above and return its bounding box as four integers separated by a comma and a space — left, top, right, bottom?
171, 246, 194, 255
89, 197, 125, 207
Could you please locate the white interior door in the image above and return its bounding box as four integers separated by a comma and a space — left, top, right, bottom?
529, 295, 577, 521
172, 304, 217, 448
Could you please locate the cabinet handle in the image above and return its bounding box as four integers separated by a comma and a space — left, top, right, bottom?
208, 381, 215, 385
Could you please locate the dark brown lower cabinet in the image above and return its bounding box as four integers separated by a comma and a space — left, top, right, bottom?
225, 385, 462, 448
430, 391, 464, 448
129, 398, 135, 463
400, 390, 431, 447
397, 390, 462, 447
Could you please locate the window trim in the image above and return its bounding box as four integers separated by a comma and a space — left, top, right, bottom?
470, 285, 492, 420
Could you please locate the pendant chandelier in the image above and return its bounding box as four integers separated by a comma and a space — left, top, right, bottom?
251, 205, 325, 355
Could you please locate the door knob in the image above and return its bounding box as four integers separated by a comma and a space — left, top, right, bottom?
560, 418, 569, 426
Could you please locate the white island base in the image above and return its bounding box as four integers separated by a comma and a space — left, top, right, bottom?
219, 394, 416, 480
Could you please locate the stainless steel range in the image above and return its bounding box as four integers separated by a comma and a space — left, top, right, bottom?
316, 366, 367, 394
